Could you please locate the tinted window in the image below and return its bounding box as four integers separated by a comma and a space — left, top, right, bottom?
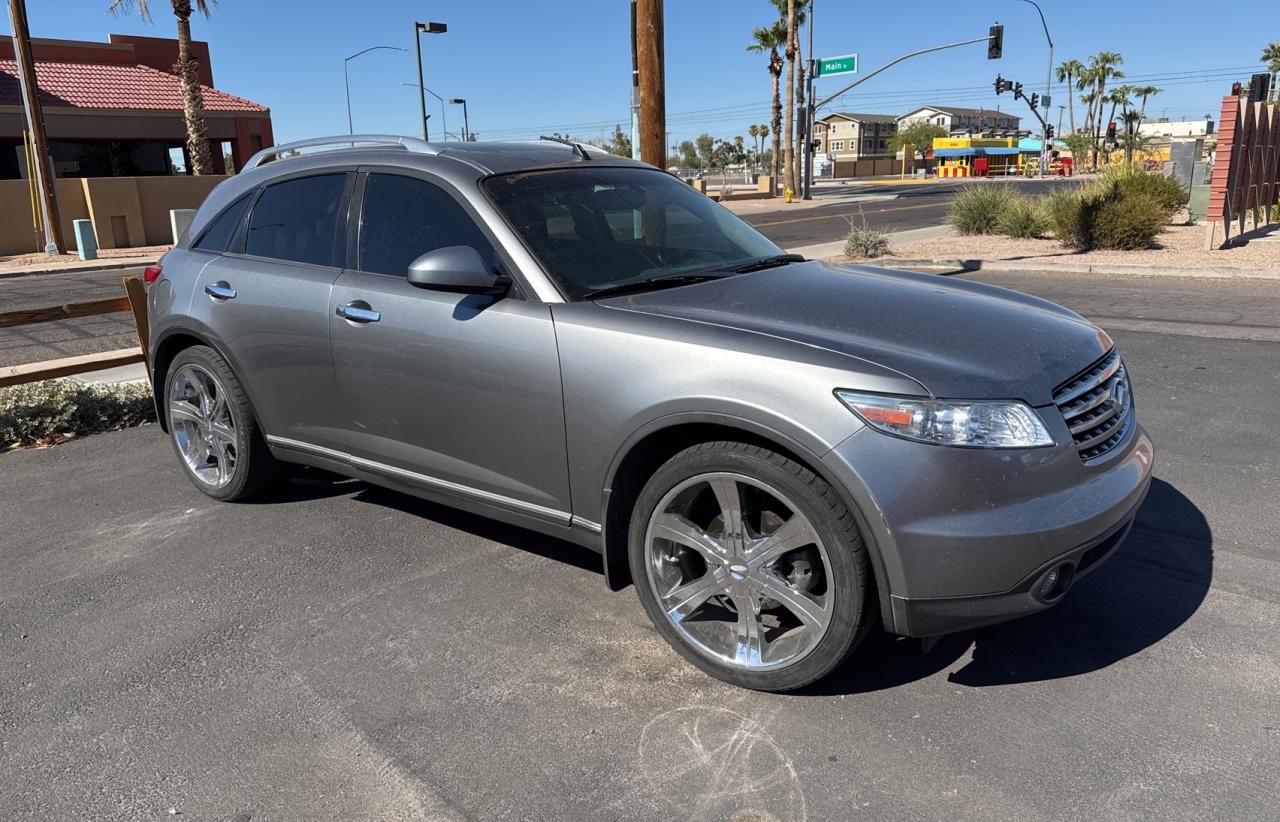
482, 167, 781, 300
358, 173, 496, 276
192, 194, 251, 252
245, 174, 346, 266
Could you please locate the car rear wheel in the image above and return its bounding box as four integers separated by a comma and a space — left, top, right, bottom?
629, 441, 871, 691
165, 345, 280, 501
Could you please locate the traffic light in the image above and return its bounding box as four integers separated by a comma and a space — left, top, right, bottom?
1232, 81, 1242, 96
988, 24, 1003, 60
1249, 73, 1271, 102
1045, 125, 1054, 140
994, 74, 1011, 95
1013, 82, 1024, 100
1106, 122, 1117, 143
1029, 93, 1039, 110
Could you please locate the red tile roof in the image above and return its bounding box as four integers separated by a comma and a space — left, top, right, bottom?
0, 59, 267, 113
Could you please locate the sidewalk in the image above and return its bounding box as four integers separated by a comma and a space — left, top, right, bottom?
0, 248, 165, 280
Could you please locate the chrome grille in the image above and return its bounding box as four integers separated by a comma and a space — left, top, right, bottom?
1053, 349, 1134, 462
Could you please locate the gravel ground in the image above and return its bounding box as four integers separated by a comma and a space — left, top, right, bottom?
0, 245, 170, 271
844, 223, 1280, 269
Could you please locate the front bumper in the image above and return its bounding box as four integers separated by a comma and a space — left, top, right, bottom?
822, 417, 1154, 637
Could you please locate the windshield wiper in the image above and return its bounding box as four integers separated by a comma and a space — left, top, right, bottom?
726, 253, 805, 274
581, 274, 729, 301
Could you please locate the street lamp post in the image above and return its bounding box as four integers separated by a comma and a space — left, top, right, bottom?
414, 21, 447, 140
345, 46, 407, 134
1018, 0, 1053, 179
449, 98, 470, 141
400, 84, 450, 139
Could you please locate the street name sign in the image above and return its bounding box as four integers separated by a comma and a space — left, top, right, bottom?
817, 53, 857, 78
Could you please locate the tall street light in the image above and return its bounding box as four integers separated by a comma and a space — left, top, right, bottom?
345, 46, 406, 134
414, 21, 448, 140
1018, 0, 1053, 178
449, 98, 470, 141
399, 83, 451, 139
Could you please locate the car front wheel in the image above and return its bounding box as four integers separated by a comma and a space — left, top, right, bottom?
628, 441, 871, 691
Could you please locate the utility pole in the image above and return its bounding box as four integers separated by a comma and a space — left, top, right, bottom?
635, 0, 665, 168
8, 0, 63, 254
629, 0, 641, 160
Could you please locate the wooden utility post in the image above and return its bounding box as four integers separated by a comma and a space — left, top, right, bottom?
635, 0, 665, 168
8, 0, 64, 253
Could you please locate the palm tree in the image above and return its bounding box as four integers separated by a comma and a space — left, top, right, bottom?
1086, 51, 1125, 168
748, 124, 760, 165
1131, 85, 1160, 123
1056, 59, 1085, 134
109, 0, 216, 175
1262, 42, 1280, 104
770, 0, 808, 192
758, 123, 770, 168
747, 21, 787, 193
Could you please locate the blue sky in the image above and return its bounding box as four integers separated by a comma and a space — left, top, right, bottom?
8, 0, 1277, 147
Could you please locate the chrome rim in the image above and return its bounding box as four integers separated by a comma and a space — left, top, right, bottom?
644, 472, 834, 671
168, 364, 237, 488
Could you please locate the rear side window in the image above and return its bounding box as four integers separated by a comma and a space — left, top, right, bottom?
358, 173, 496, 276
192, 194, 251, 253
245, 174, 347, 266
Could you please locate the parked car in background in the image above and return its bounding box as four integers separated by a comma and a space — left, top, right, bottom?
144, 135, 1153, 691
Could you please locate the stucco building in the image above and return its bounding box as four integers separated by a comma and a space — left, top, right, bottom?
897, 105, 1020, 135
0, 33, 272, 180
814, 112, 897, 159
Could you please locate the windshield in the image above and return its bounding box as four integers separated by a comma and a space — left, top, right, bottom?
482, 166, 785, 300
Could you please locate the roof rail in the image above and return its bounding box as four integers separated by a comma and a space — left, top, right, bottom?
242, 134, 439, 171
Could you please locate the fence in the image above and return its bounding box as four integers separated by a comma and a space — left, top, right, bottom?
830, 157, 912, 179
0, 277, 148, 387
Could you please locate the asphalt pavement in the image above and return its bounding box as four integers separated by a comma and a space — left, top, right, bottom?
738, 178, 1076, 248
2, 269, 1278, 820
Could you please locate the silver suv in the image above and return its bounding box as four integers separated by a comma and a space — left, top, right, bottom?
146, 135, 1153, 691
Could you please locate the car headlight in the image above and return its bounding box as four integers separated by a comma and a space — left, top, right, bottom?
835, 390, 1054, 449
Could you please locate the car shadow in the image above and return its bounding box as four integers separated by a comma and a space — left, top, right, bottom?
804, 478, 1213, 695
257, 469, 1209, 695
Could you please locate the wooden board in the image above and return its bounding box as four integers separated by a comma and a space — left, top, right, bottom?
0, 348, 146, 388
0, 296, 131, 329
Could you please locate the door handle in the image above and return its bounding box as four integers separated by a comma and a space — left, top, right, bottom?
336, 302, 381, 323
204, 282, 236, 300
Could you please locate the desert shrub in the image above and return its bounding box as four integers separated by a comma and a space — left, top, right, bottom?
1112, 169, 1188, 215
1044, 185, 1099, 249
1092, 192, 1166, 250
843, 214, 890, 258
948, 185, 1017, 235
0, 380, 155, 450
996, 195, 1048, 238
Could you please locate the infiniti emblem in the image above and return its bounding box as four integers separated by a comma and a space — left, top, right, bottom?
1110, 377, 1129, 409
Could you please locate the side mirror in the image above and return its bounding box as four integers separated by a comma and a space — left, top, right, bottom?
406, 246, 509, 295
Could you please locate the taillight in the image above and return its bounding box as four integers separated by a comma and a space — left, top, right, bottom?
143, 265, 163, 284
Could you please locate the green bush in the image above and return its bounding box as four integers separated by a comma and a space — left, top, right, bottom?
948, 185, 1017, 235
1044, 186, 1097, 249
1112, 169, 1188, 215
1092, 192, 1166, 250
1, 379, 156, 450
1044, 172, 1172, 251
996, 195, 1048, 239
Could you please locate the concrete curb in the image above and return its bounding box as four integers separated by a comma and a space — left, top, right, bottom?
872, 257, 1280, 281
0, 258, 157, 281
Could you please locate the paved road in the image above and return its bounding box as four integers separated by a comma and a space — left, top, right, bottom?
741, 179, 1076, 248
3, 270, 1278, 820
0, 265, 146, 368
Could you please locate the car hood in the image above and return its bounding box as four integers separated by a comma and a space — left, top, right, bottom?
598, 261, 1112, 406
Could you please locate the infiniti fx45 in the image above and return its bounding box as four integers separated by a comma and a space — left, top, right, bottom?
145, 135, 1153, 691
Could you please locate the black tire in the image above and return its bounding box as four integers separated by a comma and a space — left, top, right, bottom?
628, 441, 871, 692
164, 345, 281, 502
